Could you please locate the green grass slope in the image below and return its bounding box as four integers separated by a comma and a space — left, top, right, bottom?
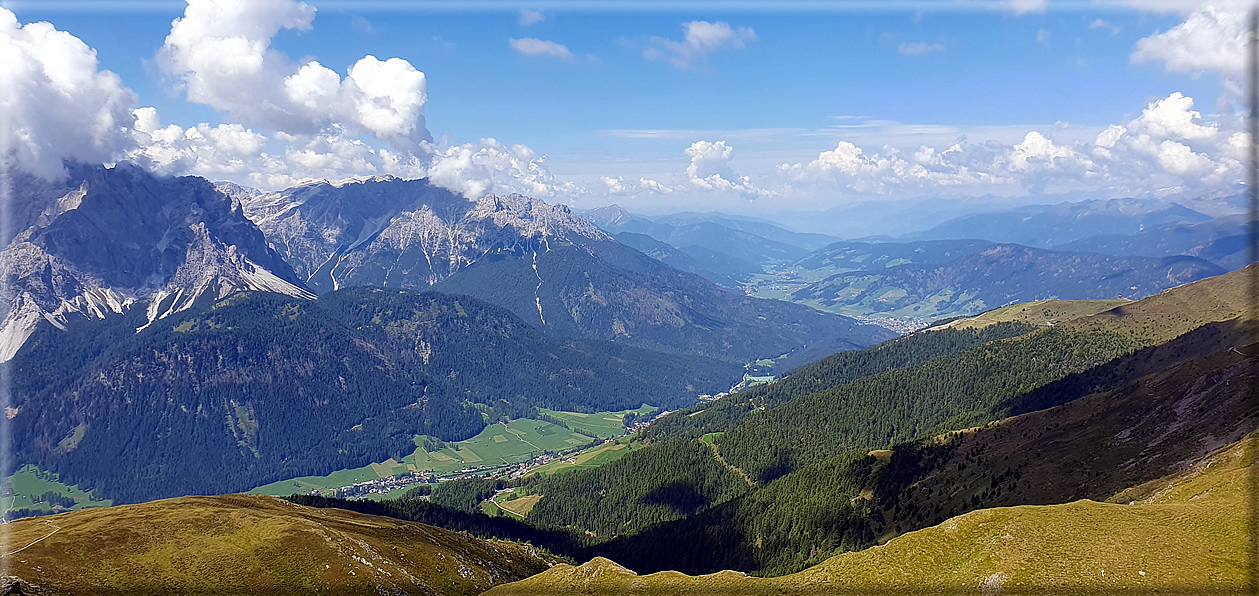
1, 494, 560, 595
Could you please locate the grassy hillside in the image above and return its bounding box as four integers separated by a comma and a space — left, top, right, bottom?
930, 298, 1130, 330
1, 494, 560, 595
485, 432, 1253, 595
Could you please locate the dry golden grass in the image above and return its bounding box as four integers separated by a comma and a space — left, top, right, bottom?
934, 298, 1132, 331
3, 494, 559, 595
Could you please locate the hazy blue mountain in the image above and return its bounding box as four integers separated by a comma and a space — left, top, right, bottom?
906, 198, 1212, 248
791, 244, 1224, 319
612, 232, 758, 289
1061, 214, 1253, 271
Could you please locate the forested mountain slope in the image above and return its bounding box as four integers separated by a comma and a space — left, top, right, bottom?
496, 266, 1254, 575
7, 289, 738, 504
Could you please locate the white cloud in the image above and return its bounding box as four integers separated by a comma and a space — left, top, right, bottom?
510, 37, 573, 60
684, 140, 766, 196
159, 0, 430, 149
1036, 29, 1051, 43
0, 8, 138, 180
897, 42, 945, 55
0, 1, 572, 202
638, 177, 675, 194
776, 92, 1242, 199
1155, 140, 1213, 175
519, 10, 545, 27
1009, 0, 1047, 15
600, 175, 678, 196
643, 21, 756, 69
426, 138, 576, 200
1126, 91, 1218, 140
1008, 131, 1076, 171
600, 176, 627, 194
128, 107, 269, 177
1131, 5, 1245, 97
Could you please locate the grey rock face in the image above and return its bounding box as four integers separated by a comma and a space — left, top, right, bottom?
241, 176, 608, 293
0, 163, 312, 360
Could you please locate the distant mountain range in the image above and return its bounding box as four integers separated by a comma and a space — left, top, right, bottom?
582, 205, 834, 265
1060, 213, 1252, 271
905, 198, 1214, 248
238, 178, 889, 363
610, 231, 759, 290
578, 200, 1251, 326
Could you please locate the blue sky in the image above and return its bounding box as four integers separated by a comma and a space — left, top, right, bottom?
0, 1, 1245, 213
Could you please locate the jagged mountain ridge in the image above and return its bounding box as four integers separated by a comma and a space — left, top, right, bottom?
241, 178, 893, 362
240, 177, 606, 292
0, 163, 311, 361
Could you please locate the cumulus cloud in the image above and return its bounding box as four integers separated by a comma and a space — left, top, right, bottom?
643, 21, 757, 69
897, 42, 945, 55
426, 139, 577, 200
128, 107, 268, 177
777, 92, 1242, 199
0, 8, 138, 179
159, 0, 430, 149
510, 38, 573, 60
684, 140, 766, 196
519, 10, 545, 26
1131, 5, 1245, 97
0, 1, 574, 202
138, 0, 575, 198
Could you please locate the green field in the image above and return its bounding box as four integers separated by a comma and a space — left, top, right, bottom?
4, 465, 112, 516
251, 406, 654, 496
526, 436, 640, 477
539, 405, 655, 438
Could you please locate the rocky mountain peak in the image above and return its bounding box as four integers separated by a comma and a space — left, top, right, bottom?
0, 163, 312, 360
